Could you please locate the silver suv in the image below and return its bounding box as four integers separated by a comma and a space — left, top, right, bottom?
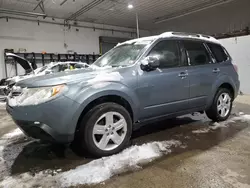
6, 32, 240, 157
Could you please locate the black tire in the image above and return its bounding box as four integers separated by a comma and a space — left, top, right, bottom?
206, 88, 233, 122
75, 102, 132, 157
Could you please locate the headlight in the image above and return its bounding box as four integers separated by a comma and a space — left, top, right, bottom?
8, 85, 66, 106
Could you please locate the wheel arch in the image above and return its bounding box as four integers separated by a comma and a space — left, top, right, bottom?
206, 82, 234, 122
79, 94, 133, 122
73, 91, 138, 137
208, 75, 237, 106
218, 83, 235, 100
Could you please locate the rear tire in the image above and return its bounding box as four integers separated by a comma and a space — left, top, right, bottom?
206, 88, 233, 122
75, 102, 132, 157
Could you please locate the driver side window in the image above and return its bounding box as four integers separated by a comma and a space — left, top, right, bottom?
147, 40, 180, 69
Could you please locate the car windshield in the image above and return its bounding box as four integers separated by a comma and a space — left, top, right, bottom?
92, 40, 152, 68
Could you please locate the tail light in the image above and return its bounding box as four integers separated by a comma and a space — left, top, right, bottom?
233, 64, 238, 73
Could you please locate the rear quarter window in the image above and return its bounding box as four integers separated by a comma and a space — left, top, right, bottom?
207, 43, 229, 63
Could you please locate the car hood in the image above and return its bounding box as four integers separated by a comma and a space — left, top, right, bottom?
15, 67, 125, 88
6, 53, 33, 73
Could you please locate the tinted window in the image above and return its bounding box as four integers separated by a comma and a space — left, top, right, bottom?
148, 40, 180, 68
183, 41, 211, 66
207, 43, 228, 62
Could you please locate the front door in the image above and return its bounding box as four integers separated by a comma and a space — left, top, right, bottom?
136, 39, 190, 120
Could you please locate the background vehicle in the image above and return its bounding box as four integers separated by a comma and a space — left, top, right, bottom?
0, 53, 88, 100
6, 32, 240, 157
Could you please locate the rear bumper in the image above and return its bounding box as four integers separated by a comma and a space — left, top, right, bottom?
6, 95, 80, 143
235, 80, 240, 99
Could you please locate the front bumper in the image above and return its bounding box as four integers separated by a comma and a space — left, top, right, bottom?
10, 119, 74, 143
6, 95, 81, 143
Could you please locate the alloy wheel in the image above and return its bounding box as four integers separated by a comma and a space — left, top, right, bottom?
217, 92, 231, 118
92, 111, 127, 151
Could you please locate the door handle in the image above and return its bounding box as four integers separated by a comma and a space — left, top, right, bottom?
178, 72, 188, 79
213, 68, 220, 73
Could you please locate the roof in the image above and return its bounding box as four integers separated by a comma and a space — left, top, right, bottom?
0, 0, 238, 30
118, 32, 220, 46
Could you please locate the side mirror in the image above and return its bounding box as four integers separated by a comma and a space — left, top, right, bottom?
140, 56, 160, 71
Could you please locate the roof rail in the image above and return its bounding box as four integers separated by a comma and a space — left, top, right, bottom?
172, 32, 200, 38
160, 31, 219, 44
172, 32, 213, 39
199, 34, 211, 39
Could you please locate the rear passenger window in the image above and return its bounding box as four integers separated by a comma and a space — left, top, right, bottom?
148, 40, 180, 69
183, 41, 211, 66
207, 43, 228, 62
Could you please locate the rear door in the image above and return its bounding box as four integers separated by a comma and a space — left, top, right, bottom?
182, 40, 219, 108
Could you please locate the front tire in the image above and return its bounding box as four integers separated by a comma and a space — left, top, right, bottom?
76, 102, 132, 157
206, 88, 233, 122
